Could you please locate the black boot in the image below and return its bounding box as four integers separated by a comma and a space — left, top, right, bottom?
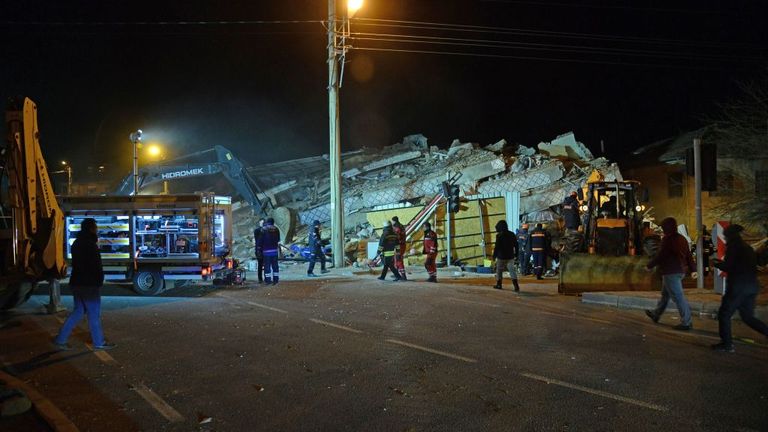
427, 276, 437, 283
512, 279, 520, 292
493, 281, 502, 290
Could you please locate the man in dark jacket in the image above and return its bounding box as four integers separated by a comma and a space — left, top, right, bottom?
253, 218, 265, 283
562, 192, 581, 231
516, 223, 531, 275
307, 220, 329, 277
645, 217, 695, 331
711, 224, 768, 352
527, 223, 550, 280
54, 218, 115, 351
258, 218, 281, 285
493, 220, 520, 291
377, 222, 401, 281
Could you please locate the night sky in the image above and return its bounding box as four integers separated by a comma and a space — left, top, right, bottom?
2, 0, 766, 182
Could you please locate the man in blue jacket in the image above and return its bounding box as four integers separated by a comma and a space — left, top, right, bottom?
258, 218, 281, 285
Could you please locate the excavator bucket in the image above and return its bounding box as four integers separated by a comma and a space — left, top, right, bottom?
558, 253, 661, 295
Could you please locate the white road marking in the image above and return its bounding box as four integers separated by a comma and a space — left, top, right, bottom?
132, 383, 184, 423
520, 372, 669, 412
385, 338, 477, 363
217, 293, 288, 314
447, 297, 501, 308
84, 344, 118, 365
245, 301, 288, 314
309, 318, 363, 334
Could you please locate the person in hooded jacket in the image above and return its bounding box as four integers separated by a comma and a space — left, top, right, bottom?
710, 224, 768, 352
645, 217, 695, 331
54, 218, 116, 351
493, 220, 520, 291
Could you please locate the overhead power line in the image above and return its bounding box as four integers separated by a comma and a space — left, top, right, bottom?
350, 46, 727, 71
351, 17, 765, 51
349, 32, 762, 63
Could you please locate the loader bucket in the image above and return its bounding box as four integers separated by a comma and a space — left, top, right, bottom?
558, 253, 661, 295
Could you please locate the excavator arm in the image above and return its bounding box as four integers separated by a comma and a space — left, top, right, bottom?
114, 145, 272, 215
1, 97, 67, 309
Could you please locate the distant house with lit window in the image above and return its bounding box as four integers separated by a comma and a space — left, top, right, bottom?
624, 128, 768, 238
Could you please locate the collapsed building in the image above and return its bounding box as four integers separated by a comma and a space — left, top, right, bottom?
231, 132, 624, 268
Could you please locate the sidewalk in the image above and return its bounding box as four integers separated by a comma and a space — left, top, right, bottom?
581, 288, 768, 320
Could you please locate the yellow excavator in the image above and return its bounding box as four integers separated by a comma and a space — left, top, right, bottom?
558, 180, 661, 295
0, 97, 67, 309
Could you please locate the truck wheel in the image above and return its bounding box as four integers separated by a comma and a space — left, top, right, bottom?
132, 270, 164, 296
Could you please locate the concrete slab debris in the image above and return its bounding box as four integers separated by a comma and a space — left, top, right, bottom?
230, 131, 627, 263
537, 131, 594, 161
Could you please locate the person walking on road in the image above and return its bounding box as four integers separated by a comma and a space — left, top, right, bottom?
493, 220, 520, 291
54, 218, 116, 351
422, 222, 438, 283
307, 220, 329, 277
711, 224, 768, 352
392, 216, 408, 281
645, 217, 695, 331
377, 222, 401, 282
253, 218, 265, 284
527, 223, 550, 280
259, 218, 281, 285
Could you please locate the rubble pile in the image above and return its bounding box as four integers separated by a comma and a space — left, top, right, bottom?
230, 131, 624, 261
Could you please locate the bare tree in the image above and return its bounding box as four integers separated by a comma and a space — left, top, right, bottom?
704, 74, 768, 234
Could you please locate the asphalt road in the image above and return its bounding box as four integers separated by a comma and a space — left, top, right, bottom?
1, 275, 767, 432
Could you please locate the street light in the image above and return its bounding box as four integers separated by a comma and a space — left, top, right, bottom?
328, 0, 363, 268
129, 129, 143, 196
348, 0, 363, 15
57, 160, 72, 195
147, 144, 162, 158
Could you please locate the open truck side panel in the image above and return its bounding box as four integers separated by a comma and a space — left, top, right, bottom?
60, 194, 233, 295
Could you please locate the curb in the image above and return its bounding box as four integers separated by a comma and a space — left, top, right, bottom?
582, 292, 768, 321
0, 370, 79, 432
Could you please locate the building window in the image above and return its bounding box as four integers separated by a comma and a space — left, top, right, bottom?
710, 171, 734, 197
756, 170, 768, 195
667, 172, 684, 198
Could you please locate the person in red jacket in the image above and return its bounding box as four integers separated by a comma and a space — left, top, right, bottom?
422, 222, 438, 282
645, 217, 695, 331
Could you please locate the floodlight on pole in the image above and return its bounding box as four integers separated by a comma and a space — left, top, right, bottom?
129, 129, 143, 196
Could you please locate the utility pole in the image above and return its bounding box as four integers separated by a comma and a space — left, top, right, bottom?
693, 137, 704, 288
328, 0, 344, 268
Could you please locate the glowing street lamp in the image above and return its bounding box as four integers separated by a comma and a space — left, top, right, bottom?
147, 144, 163, 158
348, 0, 363, 16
